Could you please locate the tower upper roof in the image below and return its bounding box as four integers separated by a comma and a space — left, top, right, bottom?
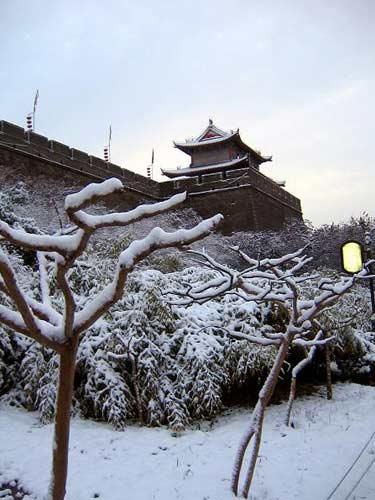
173, 120, 272, 164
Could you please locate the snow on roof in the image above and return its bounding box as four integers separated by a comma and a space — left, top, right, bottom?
195, 123, 231, 142
174, 131, 237, 148
273, 179, 286, 187
168, 175, 191, 181
162, 155, 248, 177
174, 121, 236, 147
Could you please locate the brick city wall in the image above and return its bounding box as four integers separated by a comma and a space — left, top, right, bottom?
0, 120, 302, 234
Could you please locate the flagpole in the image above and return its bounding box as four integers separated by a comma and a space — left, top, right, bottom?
33, 89, 39, 131
151, 148, 154, 180
108, 125, 112, 163
147, 149, 154, 179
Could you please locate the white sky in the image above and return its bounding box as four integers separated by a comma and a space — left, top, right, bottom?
1, 0, 374, 226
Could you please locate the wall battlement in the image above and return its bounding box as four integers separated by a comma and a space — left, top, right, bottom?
0, 119, 302, 233
168, 167, 300, 211
0, 120, 160, 199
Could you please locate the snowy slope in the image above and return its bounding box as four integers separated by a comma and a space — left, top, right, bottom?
1, 383, 375, 500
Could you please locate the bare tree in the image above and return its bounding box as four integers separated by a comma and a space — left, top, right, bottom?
0, 178, 222, 500
284, 327, 334, 427
169, 246, 370, 498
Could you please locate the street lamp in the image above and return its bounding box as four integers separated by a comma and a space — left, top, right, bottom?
341, 240, 363, 274
341, 236, 375, 330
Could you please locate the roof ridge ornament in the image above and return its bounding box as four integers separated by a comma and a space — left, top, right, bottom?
209, 118, 213, 125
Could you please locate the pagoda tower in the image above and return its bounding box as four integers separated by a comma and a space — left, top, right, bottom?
162, 120, 272, 178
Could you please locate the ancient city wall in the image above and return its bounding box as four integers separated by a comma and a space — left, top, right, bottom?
0, 120, 160, 199
0, 120, 302, 234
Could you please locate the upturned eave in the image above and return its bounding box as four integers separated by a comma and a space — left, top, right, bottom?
174, 131, 272, 164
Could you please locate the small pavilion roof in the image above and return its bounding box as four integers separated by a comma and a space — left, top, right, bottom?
173, 120, 272, 164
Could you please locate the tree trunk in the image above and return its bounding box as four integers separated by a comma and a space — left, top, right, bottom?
285, 376, 297, 427
231, 337, 291, 497
285, 342, 320, 426
241, 408, 265, 498
48, 337, 79, 500
325, 343, 333, 400
231, 405, 257, 496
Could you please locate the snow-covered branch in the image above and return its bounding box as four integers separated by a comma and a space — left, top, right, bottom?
292, 335, 335, 347
37, 252, 54, 307
1, 179, 223, 346
64, 178, 123, 210
227, 329, 281, 346
74, 214, 222, 334
0, 248, 65, 351
0, 221, 84, 254
70, 192, 187, 229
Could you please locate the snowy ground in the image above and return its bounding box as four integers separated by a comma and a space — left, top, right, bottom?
1, 383, 375, 500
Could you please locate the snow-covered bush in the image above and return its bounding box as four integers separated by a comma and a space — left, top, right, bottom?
0, 259, 279, 430
204, 213, 375, 271
296, 269, 375, 380
0, 184, 39, 398
0, 182, 39, 233
73, 267, 278, 430
1, 181, 375, 437
2, 255, 375, 432
0, 330, 18, 396
146, 252, 185, 273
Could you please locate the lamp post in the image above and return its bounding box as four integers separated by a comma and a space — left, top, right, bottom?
341, 236, 375, 330
364, 231, 375, 329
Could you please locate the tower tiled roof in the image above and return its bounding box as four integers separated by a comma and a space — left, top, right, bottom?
173, 120, 272, 164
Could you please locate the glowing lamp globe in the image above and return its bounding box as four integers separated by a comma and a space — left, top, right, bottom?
341, 241, 363, 274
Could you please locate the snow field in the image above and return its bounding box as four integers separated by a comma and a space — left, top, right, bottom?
1, 383, 375, 500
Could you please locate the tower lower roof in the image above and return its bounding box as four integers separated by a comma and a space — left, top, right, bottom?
162, 155, 249, 178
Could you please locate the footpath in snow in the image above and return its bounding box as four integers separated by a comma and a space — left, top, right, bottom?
0, 383, 375, 500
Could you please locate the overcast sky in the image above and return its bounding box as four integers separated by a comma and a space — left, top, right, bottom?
1, 0, 374, 226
